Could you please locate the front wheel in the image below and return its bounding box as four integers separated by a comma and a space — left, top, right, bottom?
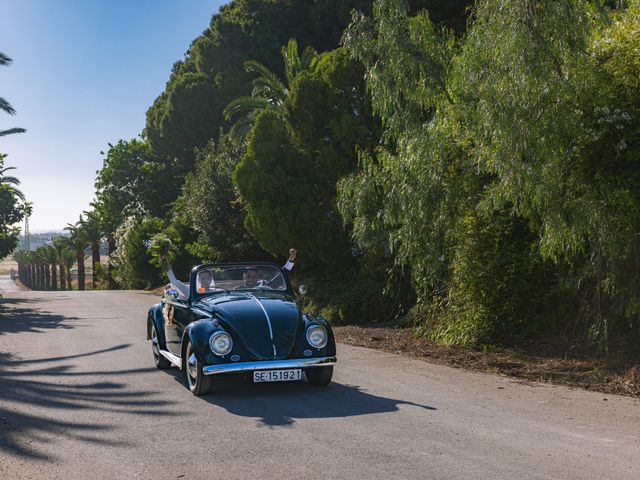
151, 323, 170, 369
305, 366, 333, 386
185, 341, 212, 396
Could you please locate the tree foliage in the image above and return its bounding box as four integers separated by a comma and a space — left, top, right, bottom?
0, 51, 26, 136
144, 0, 367, 169
180, 135, 266, 263
0, 51, 25, 259
340, 0, 640, 348
224, 39, 319, 141
77, 0, 640, 354
235, 48, 377, 268
110, 216, 165, 289
0, 155, 24, 259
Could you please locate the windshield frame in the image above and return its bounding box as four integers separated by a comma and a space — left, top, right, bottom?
188, 262, 294, 301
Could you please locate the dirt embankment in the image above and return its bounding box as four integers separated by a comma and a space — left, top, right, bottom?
333, 323, 640, 397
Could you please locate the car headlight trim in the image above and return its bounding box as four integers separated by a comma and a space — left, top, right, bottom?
306, 325, 328, 349
209, 332, 233, 356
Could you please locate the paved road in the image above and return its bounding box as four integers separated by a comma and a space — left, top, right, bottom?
0, 275, 20, 293
0, 290, 638, 480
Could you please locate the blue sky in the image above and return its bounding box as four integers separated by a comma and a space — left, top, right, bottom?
1, 0, 226, 232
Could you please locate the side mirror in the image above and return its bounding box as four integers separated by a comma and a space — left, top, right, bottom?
298, 284, 307, 296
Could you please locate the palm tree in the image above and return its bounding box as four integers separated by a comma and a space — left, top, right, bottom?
224, 38, 319, 141
0, 127, 26, 138
90, 200, 118, 289
0, 156, 26, 201
61, 247, 75, 290
1, 52, 26, 137
34, 246, 52, 290
64, 217, 88, 291
81, 210, 103, 280
12, 249, 30, 287
53, 237, 75, 290
28, 248, 44, 290
19, 250, 35, 289
52, 236, 68, 290
40, 244, 59, 290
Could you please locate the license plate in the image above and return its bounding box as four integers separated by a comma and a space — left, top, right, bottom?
253, 369, 302, 383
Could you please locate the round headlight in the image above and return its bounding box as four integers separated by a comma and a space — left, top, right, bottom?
306, 325, 327, 349
209, 332, 233, 356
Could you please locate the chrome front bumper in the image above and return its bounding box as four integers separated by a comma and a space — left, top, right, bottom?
202, 356, 336, 376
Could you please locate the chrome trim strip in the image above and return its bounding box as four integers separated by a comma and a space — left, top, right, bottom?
159, 349, 181, 368
202, 356, 336, 376
249, 294, 277, 357
191, 307, 211, 317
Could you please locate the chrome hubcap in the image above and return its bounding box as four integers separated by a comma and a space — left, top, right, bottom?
151, 326, 160, 360
186, 345, 198, 385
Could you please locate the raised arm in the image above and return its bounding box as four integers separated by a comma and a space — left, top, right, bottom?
167, 266, 189, 298
283, 248, 297, 271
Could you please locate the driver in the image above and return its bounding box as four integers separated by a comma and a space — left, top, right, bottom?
243, 267, 260, 287
242, 248, 297, 287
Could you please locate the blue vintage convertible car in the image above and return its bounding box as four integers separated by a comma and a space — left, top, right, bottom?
146, 262, 336, 395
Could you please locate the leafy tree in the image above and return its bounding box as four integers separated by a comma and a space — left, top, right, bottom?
180, 136, 267, 264
340, 0, 466, 301
93, 139, 181, 288
145, 0, 375, 171
94, 139, 178, 220
407, 0, 472, 33
111, 216, 165, 289
234, 47, 395, 322
339, 0, 640, 349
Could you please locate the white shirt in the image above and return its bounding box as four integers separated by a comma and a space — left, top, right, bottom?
167, 267, 189, 299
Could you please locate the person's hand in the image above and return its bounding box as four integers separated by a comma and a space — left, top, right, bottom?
289, 248, 297, 262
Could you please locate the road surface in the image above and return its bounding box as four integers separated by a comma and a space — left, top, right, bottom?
0, 274, 20, 293
0, 289, 638, 479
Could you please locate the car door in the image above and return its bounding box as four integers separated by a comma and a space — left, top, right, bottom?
163, 295, 190, 356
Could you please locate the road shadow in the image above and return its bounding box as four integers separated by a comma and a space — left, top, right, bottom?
0, 297, 78, 336
166, 371, 436, 428
0, 344, 180, 460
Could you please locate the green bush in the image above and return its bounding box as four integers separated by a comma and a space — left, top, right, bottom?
111, 216, 165, 289
433, 210, 567, 347
295, 252, 414, 325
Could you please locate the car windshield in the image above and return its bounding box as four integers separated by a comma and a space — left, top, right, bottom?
193, 264, 287, 294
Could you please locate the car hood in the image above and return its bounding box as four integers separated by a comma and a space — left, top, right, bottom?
199, 291, 300, 360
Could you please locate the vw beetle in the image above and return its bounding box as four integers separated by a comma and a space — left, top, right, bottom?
146, 262, 336, 395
